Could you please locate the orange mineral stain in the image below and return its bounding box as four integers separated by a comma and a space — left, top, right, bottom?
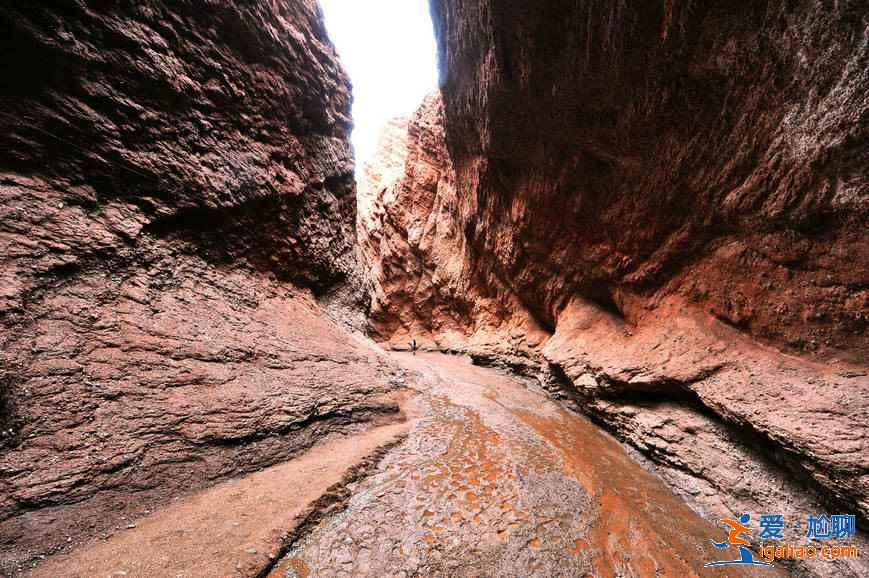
267, 557, 310, 578
528, 537, 543, 549
268, 353, 786, 578
511, 407, 754, 578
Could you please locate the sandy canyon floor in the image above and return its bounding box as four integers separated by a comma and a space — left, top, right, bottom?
24, 351, 785, 578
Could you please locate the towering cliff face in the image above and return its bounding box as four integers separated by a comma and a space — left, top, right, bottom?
362, 2, 868, 576
0, 1, 400, 571
358, 93, 549, 358
1, 0, 359, 294
430, 0, 868, 363
359, 95, 467, 340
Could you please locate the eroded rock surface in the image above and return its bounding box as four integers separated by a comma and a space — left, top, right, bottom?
359, 3, 869, 576
358, 93, 548, 357
23, 410, 408, 578
2, 1, 867, 577
268, 352, 795, 578
0, 1, 398, 573
542, 297, 869, 577
430, 0, 868, 363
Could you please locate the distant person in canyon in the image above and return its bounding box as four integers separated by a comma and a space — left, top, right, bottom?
411, 338, 418, 355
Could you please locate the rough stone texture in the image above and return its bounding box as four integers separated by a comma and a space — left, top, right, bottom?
0, 1, 397, 573
269, 352, 793, 578
358, 3, 869, 576
23, 410, 408, 578
541, 296, 869, 577
0, 0, 358, 297
430, 0, 868, 363
358, 93, 548, 357
3, 1, 867, 576
358, 115, 411, 227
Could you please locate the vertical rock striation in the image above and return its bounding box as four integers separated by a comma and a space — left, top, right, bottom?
362, 2, 868, 576
430, 0, 868, 362
0, 1, 399, 571
358, 93, 549, 358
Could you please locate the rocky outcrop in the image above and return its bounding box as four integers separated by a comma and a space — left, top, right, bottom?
358, 93, 548, 357
0, 1, 399, 572
358, 116, 411, 222
362, 2, 868, 576
0, 0, 359, 297
3, 1, 867, 576
429, 0, 867, 362
362, 99, 869, 578
540, 296, 869, 577
359, 94, 466, 340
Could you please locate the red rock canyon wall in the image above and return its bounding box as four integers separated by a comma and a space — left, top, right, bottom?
429, 0, 867, 362
0, 1, 400, 571
361, 2, 868, 576
358, 93, 549, 360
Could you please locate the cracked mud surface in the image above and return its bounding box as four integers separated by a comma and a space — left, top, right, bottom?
269, 352, 783, 578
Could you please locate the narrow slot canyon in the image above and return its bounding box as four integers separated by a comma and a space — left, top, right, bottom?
0, 2, 866, 578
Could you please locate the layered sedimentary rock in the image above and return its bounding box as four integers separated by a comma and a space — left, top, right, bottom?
358, 93, 548, 358
363, 2, 868, 576
359, 94, 467, 340
0, 1, 398, 572
430, 0, 868, 363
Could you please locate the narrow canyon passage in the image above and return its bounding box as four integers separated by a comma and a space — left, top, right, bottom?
1, 1, 866, 577
17, 350, 790, 578
267, 352, 781, 578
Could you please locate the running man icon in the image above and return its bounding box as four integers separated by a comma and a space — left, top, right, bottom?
704, 513, 775, 567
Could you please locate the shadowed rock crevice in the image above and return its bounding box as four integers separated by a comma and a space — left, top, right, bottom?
185, 403, 400, 449
142, 178, 358, 291
0, 376, 19, 449
546, 356, 862, 519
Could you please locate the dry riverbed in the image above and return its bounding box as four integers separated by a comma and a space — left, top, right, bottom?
26, 352, 786, 577
267, 352, 782, 578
